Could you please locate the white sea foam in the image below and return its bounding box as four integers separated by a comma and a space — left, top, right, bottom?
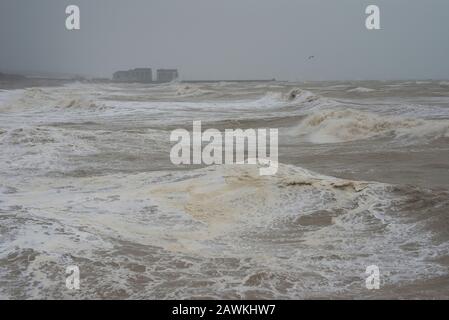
1, 82, 449, 299
1, 162, 446, 298
292, 108, 449, 143
347, 87, 376, 93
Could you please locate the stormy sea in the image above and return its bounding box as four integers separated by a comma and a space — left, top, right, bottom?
1, 80, 448, 299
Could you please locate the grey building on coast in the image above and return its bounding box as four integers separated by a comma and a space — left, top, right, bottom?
157, 69, 179, 83
113, 68, 152, 83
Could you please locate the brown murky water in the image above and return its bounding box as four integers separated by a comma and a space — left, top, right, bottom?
1, 80, 448, 299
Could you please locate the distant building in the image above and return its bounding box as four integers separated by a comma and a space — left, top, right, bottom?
113, 68, 152, 83
157, 69, 178, 83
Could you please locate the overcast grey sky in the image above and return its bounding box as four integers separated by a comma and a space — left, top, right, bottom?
1, 0, 448, 80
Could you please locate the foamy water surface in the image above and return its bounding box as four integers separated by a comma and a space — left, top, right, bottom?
1, 81, 449, 299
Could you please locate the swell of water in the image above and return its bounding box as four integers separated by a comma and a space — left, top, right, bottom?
291, 108, 449, 144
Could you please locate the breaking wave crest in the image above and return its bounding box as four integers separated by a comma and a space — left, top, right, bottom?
149, 163, 389, 231
0, 87, 107, 112
347, 87, 376, 93
55, 98, 107, 110
247, 89, 336, 111
292, 108, 449, 143
174, 84, 212, 97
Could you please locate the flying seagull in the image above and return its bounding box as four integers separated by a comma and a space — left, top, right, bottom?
307, 55, 315, 60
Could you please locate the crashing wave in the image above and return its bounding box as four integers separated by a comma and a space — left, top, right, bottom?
56, 98, 107, 110
286, 88, 321, 102
174, 84, 210, 97
0, 87, 108, 112
347, 87, 376, 93
250, 89, 335, 111
148, 162, 389, 231
292, 108, 449, 143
